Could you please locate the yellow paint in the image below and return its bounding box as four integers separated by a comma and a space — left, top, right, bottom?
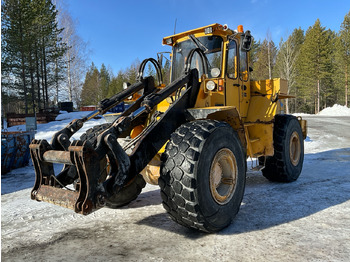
163, 23, 233, 46
154, 25, 305, 162
156, 98, 171, 113
140, 154, 161, 185
130, 125, 144, 139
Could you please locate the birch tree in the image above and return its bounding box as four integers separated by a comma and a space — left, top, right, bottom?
274, 28, 304, 113
56, 1, 88, 107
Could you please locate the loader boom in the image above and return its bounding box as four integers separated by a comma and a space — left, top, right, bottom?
30, 69, 199, 214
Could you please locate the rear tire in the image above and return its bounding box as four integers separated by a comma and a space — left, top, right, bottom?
260, 115, 304, 182
80, 123, 146, 207
159, 120, 246, 232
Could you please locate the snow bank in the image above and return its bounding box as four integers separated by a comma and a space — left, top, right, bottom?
293, 113, 312, 117
318, 104, 350, 116
2, 111, 106, 142
294, 104, 350, 116
36, 111, 106, 141
55, 111, 91, 121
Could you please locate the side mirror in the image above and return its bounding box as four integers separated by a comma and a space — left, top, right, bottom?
240, 30, 252, 52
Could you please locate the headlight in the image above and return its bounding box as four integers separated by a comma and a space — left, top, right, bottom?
206, 80, 216, 91
204, 27, 213, 34
166, 37, 173, 45
211, 68, 221, 78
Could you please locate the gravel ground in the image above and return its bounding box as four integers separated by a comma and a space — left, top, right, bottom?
1, 115, 350, 261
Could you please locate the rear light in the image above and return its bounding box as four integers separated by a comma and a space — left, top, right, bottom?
237, 25, 244, 33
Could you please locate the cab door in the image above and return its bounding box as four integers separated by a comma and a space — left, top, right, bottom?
238, 48, 250, 118
225, 39, 240, 109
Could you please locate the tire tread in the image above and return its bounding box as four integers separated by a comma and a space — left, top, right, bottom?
160, 120, 228, 232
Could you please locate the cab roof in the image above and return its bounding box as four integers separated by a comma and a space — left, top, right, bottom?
162, 23, 234, 46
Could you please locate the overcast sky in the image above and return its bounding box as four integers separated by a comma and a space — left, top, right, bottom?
66, 0, 350, 74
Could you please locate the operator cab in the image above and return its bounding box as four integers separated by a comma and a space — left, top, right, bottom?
163, 23, 252, 83
163, 23, 252, 114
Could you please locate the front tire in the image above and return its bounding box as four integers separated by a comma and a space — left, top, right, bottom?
159, 120, 246, 232
260, 115, 304, 182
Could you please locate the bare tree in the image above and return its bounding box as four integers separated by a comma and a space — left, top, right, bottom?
275, 37, 298, 113
55, 0, 89, 108
251, 32, 277, 81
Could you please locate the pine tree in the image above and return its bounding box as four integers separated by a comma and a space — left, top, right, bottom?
335, 11, 350, 107
298, 19, 333, 113
1, 0, 67, 114
108, 70, 125, 97
322, 30, 337, 108
81, 63, 101, 106
2, 0, 32, 113
249, 38, 261, 70
252, 37, 277, 80
146, 63, 156, 78
100, 63, 110, 98
125, 59, 140, 84
162, 59, 171, 85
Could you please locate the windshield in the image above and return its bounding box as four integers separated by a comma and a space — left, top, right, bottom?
171, 35, 223, 81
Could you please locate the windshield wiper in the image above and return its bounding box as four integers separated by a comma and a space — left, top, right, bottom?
189, 35, 209, 53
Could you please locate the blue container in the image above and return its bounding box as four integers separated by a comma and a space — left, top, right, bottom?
1, 131, 34, 174
109, 102, 125, 113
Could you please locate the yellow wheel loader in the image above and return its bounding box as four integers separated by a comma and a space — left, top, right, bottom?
30, 24, 307, 232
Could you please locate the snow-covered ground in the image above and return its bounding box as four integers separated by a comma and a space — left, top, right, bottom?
3, 111, 107, 142
1, 107, 350, 261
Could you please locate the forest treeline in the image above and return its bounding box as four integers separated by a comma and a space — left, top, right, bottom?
80, 59, 171, 107
251, 14, 350, 114
81, 13, 350, 114
1, 0, 88, 115
2, 0, 349, 115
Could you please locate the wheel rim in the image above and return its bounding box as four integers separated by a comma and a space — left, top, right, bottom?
209, 148, 238, 205
289, 131, 301, 166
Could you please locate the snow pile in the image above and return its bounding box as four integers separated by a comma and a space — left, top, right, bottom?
293, 112, 312, 117
55, 111, 91, 121
3, 111, 106, 142
318, 104, 350, 116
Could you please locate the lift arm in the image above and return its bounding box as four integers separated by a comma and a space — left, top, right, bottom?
30, 69, 199, 215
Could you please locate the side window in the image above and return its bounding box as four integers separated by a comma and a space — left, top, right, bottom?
240, 50, 248, 81
227, 40, 237, 79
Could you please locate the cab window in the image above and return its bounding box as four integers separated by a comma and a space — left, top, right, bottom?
172, 36, 223, 81
240, 50, 248, 81
227, 40, 237, 79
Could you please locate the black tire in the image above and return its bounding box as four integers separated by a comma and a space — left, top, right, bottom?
80, 123, 146, 208
159, 120, 246, 232
260, 115, 304, 182
80, 123, 111, 143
